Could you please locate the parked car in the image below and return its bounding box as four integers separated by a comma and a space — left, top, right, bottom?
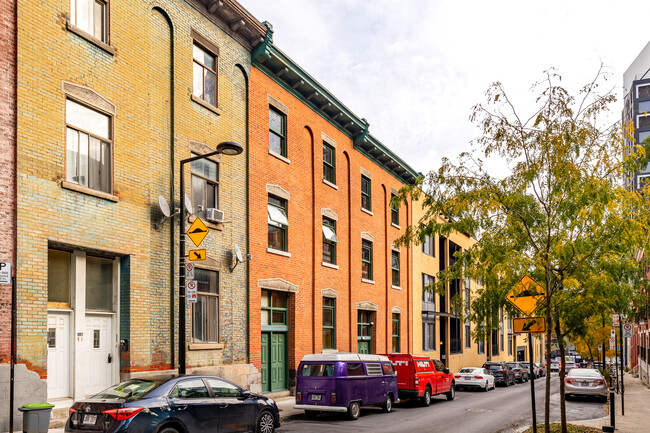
482, 362, 515, 386
564, 368, 608, 402
294, 353, 398, 420
65, 375, 280, 433
534, 362, 546, 377
454, 367, 495, 391
518, 362, 534, 379
564, 361, 576, 373
382, 354, 455, 406
506, 362, 528, 383
550, 360, 560, 372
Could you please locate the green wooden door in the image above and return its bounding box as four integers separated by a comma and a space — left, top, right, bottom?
271, 333, 286, 391
358, 310, 372, 354
261, 333, 270, 393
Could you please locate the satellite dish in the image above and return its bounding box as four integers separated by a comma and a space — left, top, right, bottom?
184, 193, 194, 215
234, 244, 243, 263
158, 196, 171, 217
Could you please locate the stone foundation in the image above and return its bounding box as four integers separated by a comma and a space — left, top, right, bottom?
0, 364, 47, 433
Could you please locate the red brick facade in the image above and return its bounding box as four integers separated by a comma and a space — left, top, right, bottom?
0, 0, 17, 361
249, 66, 411, 391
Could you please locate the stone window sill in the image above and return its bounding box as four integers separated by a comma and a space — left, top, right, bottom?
361, 278, 375, 285
322, 179, 338, 190
189, 343, 224, 350
361, 207, 373, 216
269, 150, 290, 164
67, 23, 115, 55
191, 95, 222, 116
322, 262, 339, 270
62, 181, 119, 202
267, 247, 291, 258
392, 285, 402, 290
391, 223, 401, 230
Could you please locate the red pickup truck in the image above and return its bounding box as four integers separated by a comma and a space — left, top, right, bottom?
382, 354, 455, 406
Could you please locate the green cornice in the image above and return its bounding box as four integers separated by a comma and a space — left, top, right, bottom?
253, 43, 419, 185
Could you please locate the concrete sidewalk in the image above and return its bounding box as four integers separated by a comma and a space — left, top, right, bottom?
556, 372, 650, 433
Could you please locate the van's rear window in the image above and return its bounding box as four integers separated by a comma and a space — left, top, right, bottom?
301, 364, 334, 377
347, 363, 365, 376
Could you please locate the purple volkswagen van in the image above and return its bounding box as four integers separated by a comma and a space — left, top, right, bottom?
294, 353, 398, 420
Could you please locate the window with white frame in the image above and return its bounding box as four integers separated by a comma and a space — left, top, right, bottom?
66, 99, 112, 193
391, 251, 400, 287
268, 195, 288, 251
193, 42, 217, 107
70, 0, 107, 42
192, 268, 219, 343
191, 154, 219, 220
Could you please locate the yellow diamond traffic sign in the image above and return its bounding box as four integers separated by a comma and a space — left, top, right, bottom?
506, 275, 545, 316
513, 317, 546, 333
186, 217, 209, 247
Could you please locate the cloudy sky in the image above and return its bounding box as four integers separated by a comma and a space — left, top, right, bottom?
241, 0, 650, 174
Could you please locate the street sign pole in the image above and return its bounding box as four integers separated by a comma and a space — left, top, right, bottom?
528, 337, 537, 433
10, 275, 16, 433
619, 317, 624, 415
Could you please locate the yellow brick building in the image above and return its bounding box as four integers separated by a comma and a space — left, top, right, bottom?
15, 0, 265, 407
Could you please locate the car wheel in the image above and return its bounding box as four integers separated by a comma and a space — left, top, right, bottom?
483, 381, 489, 392
256, 410, 276, 433
348, 401, 361, 420
382, 395, 393, 413
158, 427, 180, 433
446, 383, 455, 401
304, 410, 318, 420
422, 387, 431, 407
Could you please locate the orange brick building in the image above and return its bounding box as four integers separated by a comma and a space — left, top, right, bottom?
248, 28, 419, 394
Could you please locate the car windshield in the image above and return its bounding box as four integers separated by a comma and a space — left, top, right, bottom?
567, 369, 601, 378
459, 368, 476, 374
92, 379, 158, 400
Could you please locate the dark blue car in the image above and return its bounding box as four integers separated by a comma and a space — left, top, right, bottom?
64, 375, 280, 433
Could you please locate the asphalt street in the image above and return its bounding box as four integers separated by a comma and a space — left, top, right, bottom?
278, 374, 607, 433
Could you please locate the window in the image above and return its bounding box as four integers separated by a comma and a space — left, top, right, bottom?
268, 195, 288, 251
422, 315, 435, 351
361, 239, 373, 280
322, 217, 337, 265
86, 256, 113, 311
422, 227, 435, 256
346, 363, 365, 376
70, 0, 107, 43
301, 364, 334, 377
422, 274, 435, 312
392, 313, 400, 353
450, 317, 462, 354
478, 339, 485, 354
48, 250, 71, 305
269, 107, 286, 157
382, 362, 395, 375
66, 99, 112, 193
206, 378, 241, 397
361, 175, 371, 211
193, 42, 217, 107
366, 363, 382, 376
170, 379, 210, 399
323, 142, 335, 184
192, 268, 219, 343
323, 297, 336, 349
391, 251, 400, 287
500, 310, 505, 351
390, 193, 399, 225
191, 154, 219, 220
508, 319, 513, 356
261, 290, 288, 326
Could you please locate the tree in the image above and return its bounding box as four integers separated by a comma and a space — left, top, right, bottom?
397, 68, 650, 433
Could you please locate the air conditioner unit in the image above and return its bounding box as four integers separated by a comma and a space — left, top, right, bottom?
206, 208, 225, 223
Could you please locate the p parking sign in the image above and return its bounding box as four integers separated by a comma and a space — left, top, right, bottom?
0, 262, 11, 284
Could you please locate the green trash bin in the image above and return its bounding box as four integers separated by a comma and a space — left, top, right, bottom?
18, 403, 54, 433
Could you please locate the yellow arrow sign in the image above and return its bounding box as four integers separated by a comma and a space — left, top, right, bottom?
186, 217, 209, 247
506, 275, 545, 316
188, 249, 206, 261
513, 317, 546, 333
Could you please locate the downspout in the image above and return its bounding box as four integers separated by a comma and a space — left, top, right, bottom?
383, 185, 389, 352
344, 151, 352, 351
152, 6, 176, 370
308, 127, 316, 354
406, 200, 411, 354
235, 64, 250, 364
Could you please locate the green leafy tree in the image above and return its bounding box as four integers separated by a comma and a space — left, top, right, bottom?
397, 69, 650, 433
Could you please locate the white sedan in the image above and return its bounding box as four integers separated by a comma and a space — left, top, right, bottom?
455, 367, 495, 391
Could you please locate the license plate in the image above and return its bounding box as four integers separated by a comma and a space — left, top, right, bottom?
83, 414, 97, 425
311, 394, 322, 401
580, 381, 589, 387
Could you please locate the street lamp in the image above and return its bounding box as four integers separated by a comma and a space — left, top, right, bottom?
178, 141, 243, 374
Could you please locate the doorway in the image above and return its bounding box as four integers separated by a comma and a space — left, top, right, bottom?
261, 290, 288, 393
358, 310, 373, 354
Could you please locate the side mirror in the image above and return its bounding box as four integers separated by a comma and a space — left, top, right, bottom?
443, 368, 450, 374
238, 390, 252, 400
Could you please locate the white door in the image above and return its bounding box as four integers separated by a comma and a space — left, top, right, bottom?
83, 314, 114, 396
47, 313, 71, 399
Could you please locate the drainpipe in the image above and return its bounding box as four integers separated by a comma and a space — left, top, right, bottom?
152, 6, 176, 370
343, 151, 352, 351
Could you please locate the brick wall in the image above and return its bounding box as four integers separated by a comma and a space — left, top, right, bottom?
0, 0, 17, 361
249, 66, 411, 381
15, 0, 251, 387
